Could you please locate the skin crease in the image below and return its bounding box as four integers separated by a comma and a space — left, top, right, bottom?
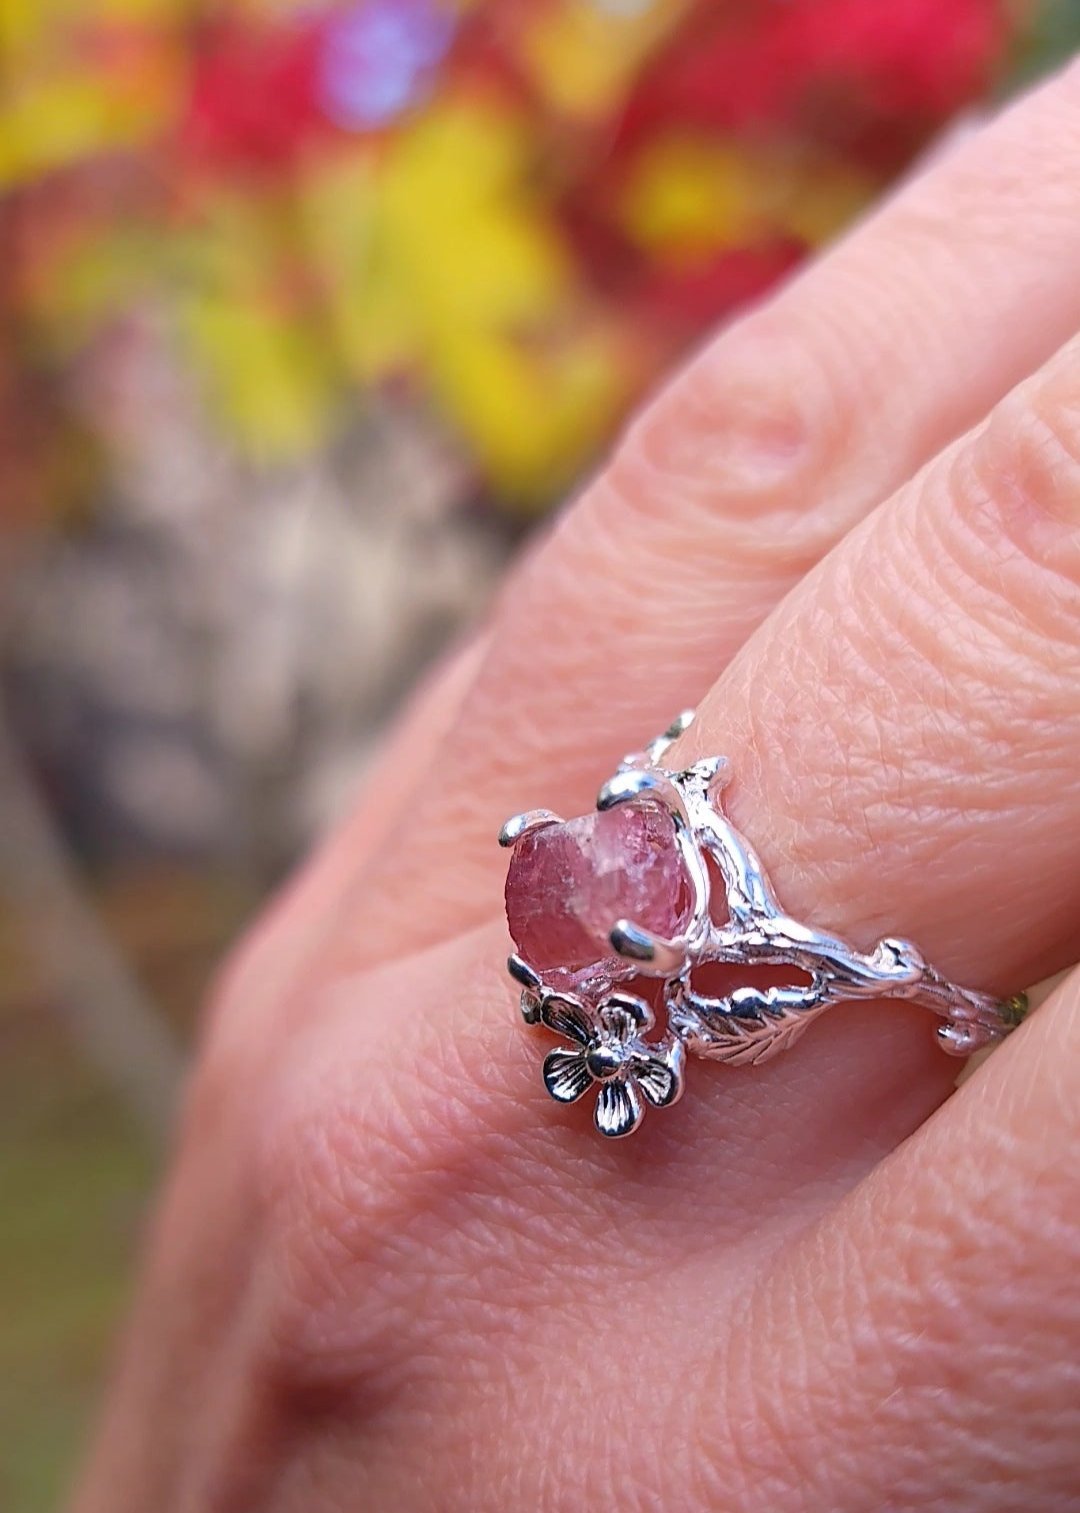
74, 65, 1080, 1513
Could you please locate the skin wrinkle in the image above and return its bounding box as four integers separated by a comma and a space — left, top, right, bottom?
719, 974, 1080, 1513
857, 498, 1053, 789
711, 618, 908, 928
606, 316, 854, 567
718, 1287, 815, 1505
950, 436, 1080, 652
974, 408, 1080, 608
856, 498, 1023, 755
293, 1298, 676, 1510
936, 451, 1036, 650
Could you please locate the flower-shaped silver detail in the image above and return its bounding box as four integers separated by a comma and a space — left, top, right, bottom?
540, 991, 685, 1139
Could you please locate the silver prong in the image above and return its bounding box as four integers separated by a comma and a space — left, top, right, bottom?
662, 708, 696, 743
498, 809, 562, 848
641, 709, 696, 766
597, 769, 663, 811
507, 953, 542, 990
609, 920, 687, 976
508, 955, 543, 1024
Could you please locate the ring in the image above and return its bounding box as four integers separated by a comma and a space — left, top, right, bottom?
499, 711, 1028, 1139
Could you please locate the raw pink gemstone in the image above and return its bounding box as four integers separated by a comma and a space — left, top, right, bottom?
504, 805, 692, 990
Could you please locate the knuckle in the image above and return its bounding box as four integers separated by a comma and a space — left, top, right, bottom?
602, 311, 854, 574
960, 350, 1080, 596
896, 349, 1080, 686
990, 358, 1080, 523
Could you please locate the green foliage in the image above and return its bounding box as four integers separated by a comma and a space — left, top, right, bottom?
0, 998, 156, 1513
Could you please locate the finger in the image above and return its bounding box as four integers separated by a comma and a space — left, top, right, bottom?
349, 62, 1080, 960
679, 328, 1080, 998
76, 641, 490, 1510
728, 962, 1080, 1512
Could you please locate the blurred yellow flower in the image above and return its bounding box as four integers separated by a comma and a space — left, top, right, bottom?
183, 292, 335, 458
171, 188, 337, 460
0, 0, 184, 185
619, 132, 874, 265
519, 0, 688, 121
301, 93, 632, 500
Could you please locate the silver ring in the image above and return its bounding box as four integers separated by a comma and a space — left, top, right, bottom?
500, 711, 1028, 1139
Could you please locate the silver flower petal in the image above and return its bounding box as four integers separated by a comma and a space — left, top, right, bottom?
594, 1078, 644, 1139
543, 1048, 592, 1104
634, 1039, 685, 1108
598, 991, 651, 1042
540, 995, 594, 1046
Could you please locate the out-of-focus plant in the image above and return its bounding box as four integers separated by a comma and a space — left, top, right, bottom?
4, 0, 1065, 516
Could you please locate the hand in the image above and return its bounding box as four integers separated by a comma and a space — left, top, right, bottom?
75, 64, 1080, 1513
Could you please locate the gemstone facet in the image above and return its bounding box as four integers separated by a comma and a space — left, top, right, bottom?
504, 805, 692, 990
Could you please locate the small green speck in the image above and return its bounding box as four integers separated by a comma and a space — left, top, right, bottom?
1001, 992, 1029, 1029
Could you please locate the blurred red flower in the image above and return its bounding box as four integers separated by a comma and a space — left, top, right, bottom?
178, 18, 328, 174
619, 0, 1006, 165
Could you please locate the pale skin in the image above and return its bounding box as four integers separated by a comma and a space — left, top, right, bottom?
75, 63, 1080, 1512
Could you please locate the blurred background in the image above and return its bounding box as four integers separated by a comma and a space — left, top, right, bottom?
1, 1, 1078, 1505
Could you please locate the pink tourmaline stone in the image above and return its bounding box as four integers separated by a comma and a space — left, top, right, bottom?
505, 806, 692, 990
